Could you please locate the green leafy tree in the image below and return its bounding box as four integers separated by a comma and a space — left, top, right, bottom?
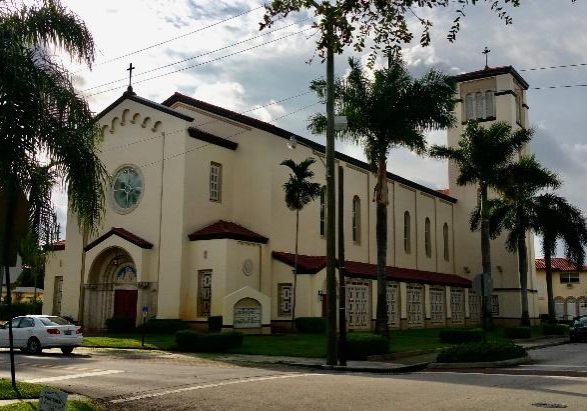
536, 195, 587, 322
311, 58, 455, 336
280, 158, 321, 328
1, 0, 105, 388
481, 156, 561, 326
430, 121, 532, 328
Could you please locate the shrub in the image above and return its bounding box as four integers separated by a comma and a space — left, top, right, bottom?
175, 330, 243, 352
542, 323, 569, 336
346, 333, 389, 360
437, 341, 527, 363
106, 316, 136, 333
504, 326, 532, 339
208, 316, 223, 333
294, 317, 326, 334
138, 319, 189, 334
0, 301, 42, 320
438, 328, 483, 344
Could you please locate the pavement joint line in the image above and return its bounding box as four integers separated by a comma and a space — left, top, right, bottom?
418, 371, 587, 381
24, 369, 124, 383
110, 373, 325, 404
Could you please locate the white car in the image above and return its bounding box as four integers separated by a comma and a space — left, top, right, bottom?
0, 315, 83, 355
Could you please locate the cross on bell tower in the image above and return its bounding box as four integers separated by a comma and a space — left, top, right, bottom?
126, 63, 136, 94
482, 47, 491, 69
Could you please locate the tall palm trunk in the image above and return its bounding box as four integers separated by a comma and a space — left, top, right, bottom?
292, 209, 299, 330
544, 244, 556, 322
479, 182, 493, 329
517, 232, 530, 326
374, 159, 389, 337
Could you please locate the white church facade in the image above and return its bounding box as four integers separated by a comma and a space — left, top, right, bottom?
43, 66, 540, 332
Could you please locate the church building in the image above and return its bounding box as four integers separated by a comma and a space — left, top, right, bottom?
43, 65, 540, 332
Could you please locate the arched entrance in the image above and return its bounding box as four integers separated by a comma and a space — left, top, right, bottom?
84, 247, 139, 331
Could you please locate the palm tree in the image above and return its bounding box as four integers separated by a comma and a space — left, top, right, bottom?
483, 156, 561, 326
430, 121, 532, 329
535, 195, 587, 322
280, 158, 321, 329
1, 0, 105, 388
310, 58, 455, 336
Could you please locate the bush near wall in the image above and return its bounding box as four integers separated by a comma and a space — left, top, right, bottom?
438, 328, 484, 344
137, 319, 189, 334
542, 323, 569, 336
175, 330, 243, 352
504, 327, 532, 339
0, 301, 42, 321
208, 316, 223, 333
294, 317, 326, 334
346, 333, 389, 360
437, 342, 527, 363
105, 316, 136, 333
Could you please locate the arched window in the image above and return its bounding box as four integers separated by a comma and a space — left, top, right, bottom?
404, 211, 411, 254
465, 94, 474, 121
319, 187, 326, 236
443, 223, 450, 262
352, 196, 361, 243
485, 91, 495, 118
475, 91, 485, 119
424, 217, 432, 258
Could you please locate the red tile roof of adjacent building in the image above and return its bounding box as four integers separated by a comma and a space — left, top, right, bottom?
436, 189, 450, 196
84, 227, 153, 252
188, 220, 268, 244
535, 258, 587, 272
46, 240, 65, 251
272, 252, 472, 287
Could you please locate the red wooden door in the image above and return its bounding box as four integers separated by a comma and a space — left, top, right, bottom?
114, 290, 138, 319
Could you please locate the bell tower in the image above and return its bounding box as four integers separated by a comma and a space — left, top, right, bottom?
446, 66, 538, 325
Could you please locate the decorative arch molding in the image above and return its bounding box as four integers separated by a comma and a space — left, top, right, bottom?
100, 108, 165, 136
222, 286, 270, 326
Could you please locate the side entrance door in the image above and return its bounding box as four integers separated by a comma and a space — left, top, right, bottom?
114, 290, 138, 321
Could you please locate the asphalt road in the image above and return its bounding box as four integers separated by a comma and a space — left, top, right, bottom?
0, 343, 586, 410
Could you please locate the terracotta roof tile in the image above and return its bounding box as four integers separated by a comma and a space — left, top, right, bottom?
535, 258, 586, 272
84, 227, 153, 252
188, 220, 268, 244
45, 240, 65, 251
273, 252, 471, 287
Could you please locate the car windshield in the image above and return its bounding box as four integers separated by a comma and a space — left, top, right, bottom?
39, 317, 71, 326
581, 318, 587, 326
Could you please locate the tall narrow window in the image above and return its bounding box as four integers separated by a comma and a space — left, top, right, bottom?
352, 196, 361, 243
404, 211, 411, 254
515, 93, 523, 125
52, 276, 63, 316
319, 186, 326, 236
443, 223, 450, 262
209, 162, 222, 202
198, 270, 212, 317
278, 283, 293, 317
465, 94, 474, 120
475, 91, 485, 119
424, 217, 432, 258
485, 91, 495, 118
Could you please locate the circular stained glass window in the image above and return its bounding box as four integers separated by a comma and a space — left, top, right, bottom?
112, 166, 143, 212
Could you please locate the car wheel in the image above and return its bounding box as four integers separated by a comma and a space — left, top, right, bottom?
61, 347, 74, 355
26, 338, 42, 355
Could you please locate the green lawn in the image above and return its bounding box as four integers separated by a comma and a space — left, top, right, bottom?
0, 400, 99, 410
0, 379, 99, 410
82, 334, 175, 350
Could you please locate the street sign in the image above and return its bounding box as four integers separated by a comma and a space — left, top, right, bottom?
472, 273, 493, 296
39, 388, 68, 411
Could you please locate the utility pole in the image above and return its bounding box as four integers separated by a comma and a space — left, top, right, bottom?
337, 165, 347, 366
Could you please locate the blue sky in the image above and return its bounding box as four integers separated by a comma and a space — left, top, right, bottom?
57, 0, 587, 257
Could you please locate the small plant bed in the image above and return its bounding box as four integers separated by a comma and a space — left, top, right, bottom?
542, 323, 569, 336
436, 341, 527, 364
175, 330, 243, 352
0, 400, 100, 410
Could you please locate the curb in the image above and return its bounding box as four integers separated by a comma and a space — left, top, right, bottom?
523, 340, 569, 351
428, 355, 531, 369
233, 359, 430, 374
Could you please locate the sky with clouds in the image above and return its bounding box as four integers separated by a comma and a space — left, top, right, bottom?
55, 0, 587, 257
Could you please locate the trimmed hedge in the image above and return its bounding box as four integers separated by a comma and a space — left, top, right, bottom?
175, 330, 243, 352
437, 341, 527, 363
208, 316, 223, 333
0, 301, 42, 321
138, 319, 189, 334
295, 317, 326, 334
542, 323, 569, 336
504, 326, 532, 339
346, 333, 389, 360
438, 328, 483, 344
106, 316, 136, 333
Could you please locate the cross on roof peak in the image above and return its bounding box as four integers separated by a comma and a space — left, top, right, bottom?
482, 47, 491, 70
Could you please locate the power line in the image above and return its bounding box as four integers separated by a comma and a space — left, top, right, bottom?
84, 21, 305, 92
80, 5, 265, 71
86, 27, 313, 98
520, 63, 587, 72
530, 83, 587, 90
